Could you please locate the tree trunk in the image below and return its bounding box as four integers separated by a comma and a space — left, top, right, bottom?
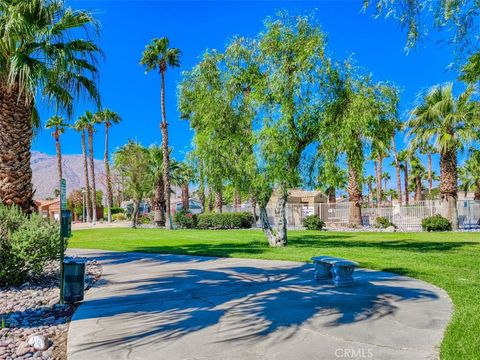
273, 190, 288, 246
81, 131, 91, 222
132, 199, 140, 228
0, 84, 34, 212
233, 189, 241, 212
160, 70, 172, 230
153, 175, 165, 227
208, 191, 214, 213
376, 156, 383, 206
474, 183, 480, 201
327, 187, 336, 203
104, 124, 113, 223
54, 131, 62, 190
250, 194, 258, 225
428, 152, 433, 196
259, 205, 278, 246
393, 137, 403, 204
347, 165, 362, 227
440, 149, 458, 229
181, 182, 189, 210
88, 128, 97, 223
404, 161, 410, 205
414, 176, 423, 201
215, 189, 223, 213
367, 183, 373, 204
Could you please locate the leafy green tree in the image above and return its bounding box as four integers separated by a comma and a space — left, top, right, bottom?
409, 83, 478, 228
73, 116, 92, 222
94, 109, 121, 222
45, 116, 69, 187
0, 0, 101, 211
114, 141, 150, 228
140, 37, 181, 230
172, 162, 196, 210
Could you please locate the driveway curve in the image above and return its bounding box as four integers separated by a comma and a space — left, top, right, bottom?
67, 249, 452, 360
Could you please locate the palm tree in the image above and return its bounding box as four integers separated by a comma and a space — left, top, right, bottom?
140, 37, 181, 230
398, 150, 410, 205
409, 83, 478, 229
148, 145, 165, 227
371, 146, 388, 206
0, 0, 101, 212
79, 111, 98, 223
409, 154, 426, 201
382, 172, 391, 196
365, 175, 375, 204
418, 143, 437, 196
459, 150, 480, 200
73, 117, 92, 222
390, 121, 404, 204
95, 109, 121, 222
173, 162, 195, 211
45, 116, 69, 189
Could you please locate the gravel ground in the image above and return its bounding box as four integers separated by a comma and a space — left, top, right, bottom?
0, 259, 102, 360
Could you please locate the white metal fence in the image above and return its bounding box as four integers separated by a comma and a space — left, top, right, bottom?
223, 201, 480, 231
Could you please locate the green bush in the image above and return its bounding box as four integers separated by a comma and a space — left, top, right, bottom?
197, 212, 255, 229
104, 207, 125, 218
138, 214, 151, 225
112, 213, 127, 221
422, 214, 452, 232
0, 205, 60, 286
174, 210, 198, 229
374, 216, 395, 229
303, 215, 325, 230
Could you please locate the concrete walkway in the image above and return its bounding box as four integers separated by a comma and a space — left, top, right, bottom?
67, 250, 452, 360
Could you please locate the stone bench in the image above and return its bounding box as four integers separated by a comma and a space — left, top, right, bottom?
311, 256, 359, 286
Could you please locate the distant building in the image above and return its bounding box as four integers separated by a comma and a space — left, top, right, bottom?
35, 198, 61, 221
173, 198, 203, 214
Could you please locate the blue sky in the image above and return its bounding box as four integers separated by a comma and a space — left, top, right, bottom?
34, 0, 460, 184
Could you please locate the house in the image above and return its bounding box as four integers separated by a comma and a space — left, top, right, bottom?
173, 198, 203, 214
35, 198, 61, 221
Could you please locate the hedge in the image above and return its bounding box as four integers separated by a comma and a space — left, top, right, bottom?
197, 212, 255, 229
421, 214, 452, 232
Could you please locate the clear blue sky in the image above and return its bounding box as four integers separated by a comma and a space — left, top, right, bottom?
33, 0, 460, 183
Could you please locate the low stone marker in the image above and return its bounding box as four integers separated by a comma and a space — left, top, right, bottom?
311, 256, 359, 286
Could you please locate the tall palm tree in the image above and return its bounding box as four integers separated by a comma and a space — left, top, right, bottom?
418, 143, 437, 196
95, 109, 121, 222
0, 0, 101, 212
409, 83, 478, 229
73, 117, 92, 222
140, 37, 181, 229
390, 121, 404, 204
382, 172, 391, 197
79, 111, 98, 223
365, 175, 375, 204
45, 116, 69, 189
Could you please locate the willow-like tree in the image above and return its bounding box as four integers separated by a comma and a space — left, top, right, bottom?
0, 0, 101, 211
45, 116, 69, 188
140, 37, 181, 229
409, 83, 478, 229
114, 141, 150, 228
95, 109, 121, 222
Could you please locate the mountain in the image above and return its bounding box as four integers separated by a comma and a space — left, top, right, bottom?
31, 151, 106, 199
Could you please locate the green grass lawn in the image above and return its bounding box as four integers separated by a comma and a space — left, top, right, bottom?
70, 228, 480, 359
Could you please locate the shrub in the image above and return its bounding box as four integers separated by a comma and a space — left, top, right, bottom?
173, 210, 197, 229
422, 214, 452, 232
0, 205, 60, 286
112, 213, 127, 221
138, 214, 151, 225
374, 216, 395, 229
105, 207, 125, 218
197, 212, 254, 229
303, 215, 325, 230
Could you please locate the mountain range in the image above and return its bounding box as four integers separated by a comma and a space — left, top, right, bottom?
31, 151, 106, 199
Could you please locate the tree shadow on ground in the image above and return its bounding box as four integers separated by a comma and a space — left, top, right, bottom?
68, 254, 441, 355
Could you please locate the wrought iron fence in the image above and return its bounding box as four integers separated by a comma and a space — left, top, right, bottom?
222, 200, 480, 231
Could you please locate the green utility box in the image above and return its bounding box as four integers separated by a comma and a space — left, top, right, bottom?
63, 258, 85, 303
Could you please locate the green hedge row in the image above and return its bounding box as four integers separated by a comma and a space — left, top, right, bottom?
196, 212, 255, 229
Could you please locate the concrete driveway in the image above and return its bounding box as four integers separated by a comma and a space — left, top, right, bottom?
67, 250, 452, 360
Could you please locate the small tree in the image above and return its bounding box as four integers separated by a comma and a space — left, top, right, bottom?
114, 141, 151, 228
